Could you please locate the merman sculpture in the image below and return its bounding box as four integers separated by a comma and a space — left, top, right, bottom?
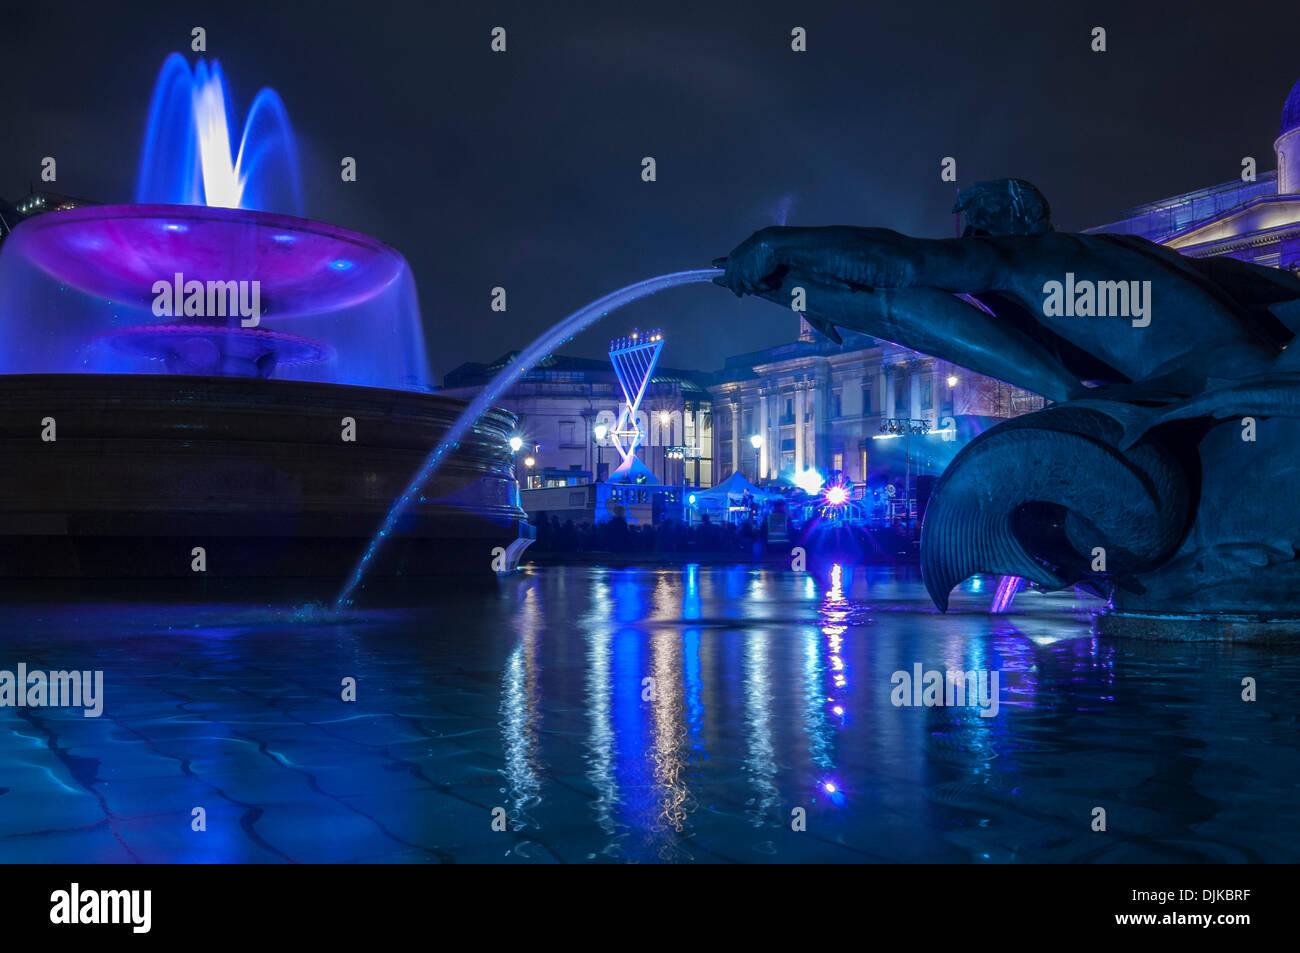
715, 179, 1300, 634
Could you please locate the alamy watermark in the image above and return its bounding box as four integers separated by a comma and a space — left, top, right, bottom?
0, 663, 103, 717
1042, 272, 1151, 327
50, 883, 150, 933
890, 664, 1000, 718
152, 272, 261, 327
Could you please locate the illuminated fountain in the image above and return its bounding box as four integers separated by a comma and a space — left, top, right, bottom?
0, 54, 426, 392
0, 54, 525, 583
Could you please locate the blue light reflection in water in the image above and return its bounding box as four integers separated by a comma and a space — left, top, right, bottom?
0, 568, 1296, 863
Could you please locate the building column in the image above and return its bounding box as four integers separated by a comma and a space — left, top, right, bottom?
814, 362, 831, 473
729, 401, 740, 478
758, 391, 769, 479
794, 386, 805, 473
581, 409, 595, 479
807, 386, 818, 473
909, 368, 921, 420
884, 367, 896, 418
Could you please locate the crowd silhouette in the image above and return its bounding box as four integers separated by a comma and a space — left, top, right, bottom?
530, 511, 769, 555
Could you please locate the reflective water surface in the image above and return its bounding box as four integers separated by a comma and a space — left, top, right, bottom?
1, 565, 1296, 863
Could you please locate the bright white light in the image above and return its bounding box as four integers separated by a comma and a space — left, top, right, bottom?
793, 468, 824, 495
192, 71, 246, 208
749, 433, 763, 449
523, 456, 535, 468
508, 436, 523, 452
825, 485, 848, 506
593, 424, 608, 441
658, 411, 671, 425
946, 374, 959, 388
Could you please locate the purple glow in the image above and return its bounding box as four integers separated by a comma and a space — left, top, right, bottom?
0, 204, 428, 390
0, 56, 429, 391
990, 575, 1024, 614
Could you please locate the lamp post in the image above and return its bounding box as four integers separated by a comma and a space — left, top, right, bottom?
749, 432, 763, 484
523, 455, 536, 490
508, 435, 524, 487
879, 417, 930, 526
592, 423, 607, 483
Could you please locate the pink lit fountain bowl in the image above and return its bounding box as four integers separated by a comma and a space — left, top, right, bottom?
0, 204, 432, 392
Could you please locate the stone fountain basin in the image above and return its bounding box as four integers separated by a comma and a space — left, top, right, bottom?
0, 374, 532, 579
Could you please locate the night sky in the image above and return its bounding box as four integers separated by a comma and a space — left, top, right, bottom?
3, 0, 1299, 381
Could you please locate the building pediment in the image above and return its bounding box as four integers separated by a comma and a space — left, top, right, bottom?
1165, 195, 1300, 252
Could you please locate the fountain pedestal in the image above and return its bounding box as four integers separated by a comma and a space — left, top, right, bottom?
0, 374, 533, 580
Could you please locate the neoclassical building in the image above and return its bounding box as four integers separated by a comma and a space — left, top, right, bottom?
442, 351, 714, 488
709, 74, 1300, 503
708, 322, 1043, 494
1085, 76, 1300, 270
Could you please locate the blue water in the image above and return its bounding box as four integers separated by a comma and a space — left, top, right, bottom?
136, 53, 303, 214
1, 565, 1295, 863
335, 269, 721, 608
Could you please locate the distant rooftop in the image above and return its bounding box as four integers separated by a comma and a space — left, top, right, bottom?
1084, 172, 1277, 242
443, 349, 713, 394
713, 330, 877, 384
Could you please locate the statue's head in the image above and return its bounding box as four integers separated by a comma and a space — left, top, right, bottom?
953, 178, 1053, 236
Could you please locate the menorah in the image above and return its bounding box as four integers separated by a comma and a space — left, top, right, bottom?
607, 328, 664, 480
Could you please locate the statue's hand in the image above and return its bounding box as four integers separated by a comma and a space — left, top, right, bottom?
713, 227, 797, 297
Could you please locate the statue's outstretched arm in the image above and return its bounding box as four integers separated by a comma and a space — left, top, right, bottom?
715, 226, 1008, 298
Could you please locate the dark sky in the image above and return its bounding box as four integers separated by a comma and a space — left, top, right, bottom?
3, 0, 1299, 381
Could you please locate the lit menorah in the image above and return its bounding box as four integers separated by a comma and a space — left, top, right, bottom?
607, 328, 664, 479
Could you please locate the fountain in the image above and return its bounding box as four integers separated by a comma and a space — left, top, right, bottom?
334, 269, 719, 606
0, 54, 527, 583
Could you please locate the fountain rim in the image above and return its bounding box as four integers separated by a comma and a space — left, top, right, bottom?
10, 202, 408, 262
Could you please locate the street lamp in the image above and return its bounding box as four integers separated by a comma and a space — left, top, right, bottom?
523, 455, 536, 489
946, 374, 959, 388
508, 435, 523, 453
749, 432, 763, 483
879, 417, 930, 527
592, 423, 607, 483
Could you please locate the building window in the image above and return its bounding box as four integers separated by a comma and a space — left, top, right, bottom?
832, 451, 844, 473
860, 448, 868, 481
921, 378, 933, 410
895, 375, 907, 414
861, 382, 873, 415
831, 390, 842, 418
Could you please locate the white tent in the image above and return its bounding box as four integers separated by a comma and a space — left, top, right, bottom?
700, 471, 781, 501
688, 472, 782, 520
